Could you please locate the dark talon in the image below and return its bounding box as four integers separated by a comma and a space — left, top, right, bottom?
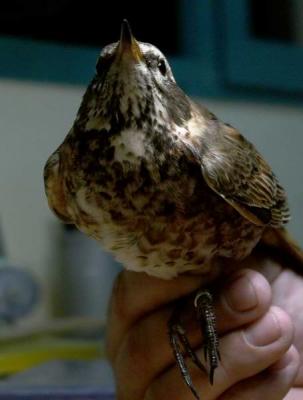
177, 325, 206, 373
194, 289, 220, 385
168, 289, 220, 398
168, 303, 203, 400
170, 306, 206, 373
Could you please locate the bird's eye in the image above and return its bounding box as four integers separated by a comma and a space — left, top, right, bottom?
96, 56, 113, 76
157, 59, 167, 76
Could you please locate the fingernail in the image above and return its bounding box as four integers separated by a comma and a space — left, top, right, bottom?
245, 311, 281, 346
225, 274, 258, 312
269, 349, 294, 371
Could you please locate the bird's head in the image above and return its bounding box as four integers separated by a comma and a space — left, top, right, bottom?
75, 20, 191, 133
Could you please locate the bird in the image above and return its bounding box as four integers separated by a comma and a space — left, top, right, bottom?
44, 20, 303, 399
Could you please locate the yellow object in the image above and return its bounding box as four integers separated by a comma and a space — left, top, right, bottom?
0, 337, 103, 375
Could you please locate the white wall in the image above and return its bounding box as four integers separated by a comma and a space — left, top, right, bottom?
0, 78, 302, 319
0, 79, 82, 320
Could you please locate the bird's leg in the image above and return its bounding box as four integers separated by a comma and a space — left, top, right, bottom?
168, 301, 206, 400
194, 289, 220, 385
168, 290, 220, 398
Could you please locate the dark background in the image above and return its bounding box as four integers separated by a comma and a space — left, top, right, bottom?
0, 0, 299, 53
0, 0, 180, 54
250, 0, 296, 42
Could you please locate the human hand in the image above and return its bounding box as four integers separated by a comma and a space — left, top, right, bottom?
247, 251, 303, 398
106, 254, 301, 399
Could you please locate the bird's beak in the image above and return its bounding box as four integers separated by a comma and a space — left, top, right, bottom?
116, 20, 143, 63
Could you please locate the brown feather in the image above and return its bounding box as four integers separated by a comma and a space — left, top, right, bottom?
43, 39, 299, 281
44, 151, 72, 224
199, 121, 290, 228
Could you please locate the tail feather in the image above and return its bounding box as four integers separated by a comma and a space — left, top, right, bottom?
258, 227, 303, 274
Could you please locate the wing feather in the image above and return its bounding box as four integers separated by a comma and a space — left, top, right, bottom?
199, 122, 290, 227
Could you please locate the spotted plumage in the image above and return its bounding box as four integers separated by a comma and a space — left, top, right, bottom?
44, 21, 300, 399
44, 27, 289, 279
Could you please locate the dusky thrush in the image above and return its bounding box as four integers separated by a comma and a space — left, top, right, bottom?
44, 20, 303, 399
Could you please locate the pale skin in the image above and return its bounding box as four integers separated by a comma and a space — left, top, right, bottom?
106, 251, 303, 399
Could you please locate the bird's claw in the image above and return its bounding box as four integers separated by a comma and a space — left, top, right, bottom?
195, 289, 220, 385
168, 289, 220, 399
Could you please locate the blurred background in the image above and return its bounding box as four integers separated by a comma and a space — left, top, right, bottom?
0, 0, 302, 396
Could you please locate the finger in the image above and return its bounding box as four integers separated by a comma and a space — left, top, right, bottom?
219, 346, 300, 400
113, 269, 271, 399
215, 268, 271, 333
106, 270, 207, 361
107, 267, 271, 363
145, 307, 294, 400
233, 248, 282, 283
284, 388, 303, 400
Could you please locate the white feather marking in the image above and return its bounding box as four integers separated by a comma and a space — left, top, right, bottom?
113, 129, 152, 162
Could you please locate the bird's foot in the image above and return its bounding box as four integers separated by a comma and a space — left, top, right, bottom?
168, 301, 206, 400
194, 289, 220, 385
168, 289, 220, 399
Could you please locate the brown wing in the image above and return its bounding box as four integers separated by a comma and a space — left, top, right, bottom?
200, 123, 290, 227
43, 150, 72, 224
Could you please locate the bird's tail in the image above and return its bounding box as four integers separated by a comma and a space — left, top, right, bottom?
259, 227, 303, 274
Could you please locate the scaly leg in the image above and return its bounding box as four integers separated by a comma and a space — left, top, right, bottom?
168, 290, 220, 398
194, 289, 220, 385
168, 302, 206, 400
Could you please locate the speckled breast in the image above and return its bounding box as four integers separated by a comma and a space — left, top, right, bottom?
61, 129, 264, 279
